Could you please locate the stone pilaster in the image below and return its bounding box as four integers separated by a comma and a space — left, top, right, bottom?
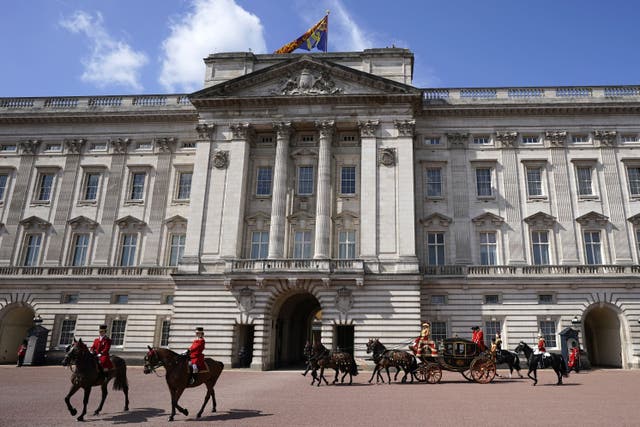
314, 120, 334, 259
358, 120, 379, 260
394, 120, 417, 262
268, 122, 292, 259
448, 133, 471, 264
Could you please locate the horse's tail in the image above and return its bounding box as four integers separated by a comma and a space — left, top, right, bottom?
207, 358, 225, 386
560, 355, 569, 377
349, 354, 359, 376
112, 356, 128, 391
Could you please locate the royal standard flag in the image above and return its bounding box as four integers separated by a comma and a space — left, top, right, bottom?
274, 14, 328, 54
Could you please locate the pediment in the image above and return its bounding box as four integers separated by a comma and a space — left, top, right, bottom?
472, 212, 505, 226
287, 211, 315, 227
576, 211, 608, 227
115, 215, 146, 230
190, 56, 420, 102
332, 210, 360, 227
163, 215, 187, 230
68, 215, 99, 230
419, 213, 452, 227
245, 211, 271, 227
628, 213, 640, 226
20, 216, 51, 230
524, 211, 556, 228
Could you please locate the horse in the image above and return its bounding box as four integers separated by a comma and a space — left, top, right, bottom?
495, 349, 524, 379
301, 341, 314, 378
61, 338, 129, 421
143, 346, 224, 421
514, 341, 568, 386
310, 342, 358, 386
366, 338, 417, 384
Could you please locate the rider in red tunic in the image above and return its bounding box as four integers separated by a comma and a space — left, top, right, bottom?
184, 327, 206, 385
410, 322, 438, 358
90, 324, 114, 372
471, 326, 486, 352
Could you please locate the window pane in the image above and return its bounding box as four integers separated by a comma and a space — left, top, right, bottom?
0, 174, 8, 200
628, 167, 640, 196
484, 320, 501, 348
338, 230, 356, 259
256, 167, 272, 195
426, 169, 442, 197
539, 320, 556, 347
111, 320, 127, 346
59, 319, 76, 346
298, 166, 314, 195
476, 169, 492, 196
431, 321, 447, 343
251, 231, 269, 259
168, 234, 185, 266
130, 173, 145, 199
177, 172, 192, 199
427, 232, 445, 266
72, 234, 89, 266
479, 232, 497, 265
38, 174, 54, 201
120, 234, 137, 266
532, 231, 550, 265
160, 320, 171, 347
341, 166, 356, 194
23, 234, 42, 266
584, 231, 601, 265
84, 173, 99, 200
577, 167, 593, 195
294, 231, 312, 259
527, 168, 542, 196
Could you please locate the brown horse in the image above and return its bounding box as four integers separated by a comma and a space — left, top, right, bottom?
143, 346, 224, 421
310, 342, 358, 386
61, 338, 129, 421
366, 338, 417, 384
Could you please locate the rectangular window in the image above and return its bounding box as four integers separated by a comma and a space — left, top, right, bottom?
130, 172, 146, 200
58, 319, 76, 346
45, 143, 62, 152
430, 295, 447, 305
539, 320, 557, 347
293, 231, 312, 259
0, 144, 17, 152
260, 136, 274, 144
484, 294, 499, 304
473, 136, 490, 145
37, 173, 54, 201
71, 234, 90, 266
250, 231, 269, 259
136, 142, 152, 150
301, 135, 314, 143
538, 294, 554, 304
522, 136, 539, 144
168, 234, 185, 266
426, 168, 442, 197
628, 167, 640, 196
160, 320, 171, 347
23, 234, 42, 266
484, 320, 501, 348
531, 231, 550, 265
431, 321, 447, 343
176, 172, 192, 200
584, 231, 602, 265
621, 135, 639, 143
0, 174, 8, 201
114, 294, 128, 304
572, 135, 588, 143
425, 137, 441, 145
341, 134, 357, 142
63, 293, 79, 304
83, 173, 100, 201
479, 232, 497, 265
119, 234, 137, 266
110, 319, 127, 346
90, 142, 107, 151
576, 166, 593, 196
526, 168, 543, 197
476, 168, 492, 197
426, 232, 445, 266
338, 230, 356, 259
297, 166, 314, 195
181, 142, 196, 149
340, 166, 356, 195
256, 167, 272, 196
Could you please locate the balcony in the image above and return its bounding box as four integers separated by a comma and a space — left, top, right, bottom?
0, 266, 178, 277
225, 259, 364, 274
423, 264, 640, 277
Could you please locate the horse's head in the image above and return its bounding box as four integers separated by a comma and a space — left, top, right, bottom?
366, 338, 375, 354
143, 346, 161, 374
514, 341, 527, 354
62, 338, 87, 366
303, 341, 313, 359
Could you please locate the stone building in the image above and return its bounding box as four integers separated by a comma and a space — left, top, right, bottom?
0, 48, 638, 368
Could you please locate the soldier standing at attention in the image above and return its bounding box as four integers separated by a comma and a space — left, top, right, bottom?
16, 339, 28, 367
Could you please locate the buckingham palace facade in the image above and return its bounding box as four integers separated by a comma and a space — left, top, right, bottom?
1, 48, 639, 368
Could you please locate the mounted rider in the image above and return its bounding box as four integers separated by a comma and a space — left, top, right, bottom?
90, 324, 114, 374
471, 326, 486, 352
182, 327, 206, 385
410, 322, 438, 358
535, 333, 551, 367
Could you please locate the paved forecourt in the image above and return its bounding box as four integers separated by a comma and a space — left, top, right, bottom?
0, 365, 637, 426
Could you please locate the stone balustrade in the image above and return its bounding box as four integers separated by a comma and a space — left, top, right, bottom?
226, 259, 364, 274
0, 94, 194, 111
423, 85, 640, 102
423, 264, 640, 277
0, 266, 177, 277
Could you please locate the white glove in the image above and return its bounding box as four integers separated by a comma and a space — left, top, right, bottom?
181, 350, 189, 356
97, 353, 102, 357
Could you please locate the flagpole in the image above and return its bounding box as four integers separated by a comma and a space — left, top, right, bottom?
325, 10, 330, 53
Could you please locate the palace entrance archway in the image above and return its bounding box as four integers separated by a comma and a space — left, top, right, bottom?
273, 292, 321, 369
0, 303, 35, 364
583, 304, 622, 368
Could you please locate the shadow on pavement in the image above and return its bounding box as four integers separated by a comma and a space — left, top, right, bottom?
195, 408, 272, 421
99, 407, 165, 424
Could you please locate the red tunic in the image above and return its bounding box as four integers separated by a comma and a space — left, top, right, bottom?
473, 330, 486, 352
90, 336, 114, 370
17, 344, 27, 357
538, 338, 546, 353
189, 338, 206, 370
568, 347, 579, 368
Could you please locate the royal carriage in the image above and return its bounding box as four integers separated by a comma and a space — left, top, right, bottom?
413, 338, 496, 384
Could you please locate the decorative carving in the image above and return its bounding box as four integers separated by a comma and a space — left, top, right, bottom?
163, 215, 187, 230
378, 147, 396, 167
594, 130, 617, 147
273, 122, 293, 139
213, 150, 229, 169
280, 69, 343, 95
229, 123, 251, 140
64, 138, 86, 154
335, 287, 354, 314
19, 216, 51, 231
196, 123, 216, 141
68, 215, 99, 231
394, 120, 415, 137
446, 133, 469, 148
109, 138, 130, 154
236, 287, 255, 313
115, 215, 146, 230
154, 137, 176, 153
322, 278, 331, 288
358, 120, 379, 138
524, 211, 556, 228
419, 213, 452, 227
255, 277, 264, 288
19, 139, 40, 155
495, 132, 518, 148
315, 120, 335, 139
576, 211, 608, 227
628, 213, 640, 226
546, 131, 567, 147
224, 278, 232, 290
472, 212, 505, 227
355, 278, 364, 287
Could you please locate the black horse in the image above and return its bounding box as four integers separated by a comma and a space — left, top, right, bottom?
495, 349, 523, 379
309, 342, 358, 386
366, 338, 417, 384
514, 341, 568, 386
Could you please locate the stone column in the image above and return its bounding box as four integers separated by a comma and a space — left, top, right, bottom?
358, 121, 379, 261
44, 139, 85, 265
448, 133, 471, 264
394, 120, 418, 262
268, 122, 292, 259
314, 120, 334, 259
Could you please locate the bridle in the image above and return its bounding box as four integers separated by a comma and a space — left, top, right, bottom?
144, 348, 164, 377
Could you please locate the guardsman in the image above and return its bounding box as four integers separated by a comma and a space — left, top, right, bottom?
90, 324, 114, 374
568, 342, 580, 373
16, 339, 28, 367
471, 326, 486, 352
410, 322, 438, 358
536, 334, 550, 367
184, 327, 205, 385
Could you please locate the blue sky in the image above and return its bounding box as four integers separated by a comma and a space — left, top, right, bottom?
1, 0, 639, 96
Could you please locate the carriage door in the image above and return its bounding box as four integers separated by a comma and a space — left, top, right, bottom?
334, 325, 354, 353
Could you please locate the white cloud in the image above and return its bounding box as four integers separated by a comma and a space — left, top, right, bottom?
60, 11, 148, 91
159, 0, 267, 92
325, 0, 375, 51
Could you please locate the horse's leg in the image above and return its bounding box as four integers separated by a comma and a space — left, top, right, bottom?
93, 382, 108, 415
196, 383, 211, 418
77, 387, 91, 421
64, 383, 80, 417
168, 388, 177, 421
385, 366, 392, 384
173, 387, 189, 417
527, 364, 537, 386
210, 383, 217, 413
368, 366, 377, 383
332, 368, 339, 384
341, 370, 348, 383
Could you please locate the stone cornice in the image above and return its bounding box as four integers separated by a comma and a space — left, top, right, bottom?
0, 111, 197, 125
422, 102, 640, 117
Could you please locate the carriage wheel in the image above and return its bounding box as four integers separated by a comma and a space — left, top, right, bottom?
470, 357, 496, 384
413, 363, 429, 383
461, 370, 474, 382
425, 363, 442, 384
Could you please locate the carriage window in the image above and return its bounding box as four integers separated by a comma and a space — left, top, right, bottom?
111, 319, 127, 346
539, 320, 557, 347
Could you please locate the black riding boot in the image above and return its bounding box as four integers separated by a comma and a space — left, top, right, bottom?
188, 367, 197, 385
